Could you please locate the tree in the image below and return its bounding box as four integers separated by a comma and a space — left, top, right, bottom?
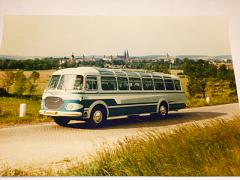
2, 71, 15, 93
182, 59, 217, 98
27, 79, 38, 95
29, 71, 40, 83
217, 64, 228, 80
13, 71, 27, 97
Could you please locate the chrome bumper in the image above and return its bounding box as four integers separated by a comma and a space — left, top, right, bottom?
39, 110, 82, 117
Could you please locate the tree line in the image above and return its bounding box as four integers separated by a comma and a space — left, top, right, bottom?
182, 59, 236, 98
0, 57, 182, 72
0, 58, 59, 70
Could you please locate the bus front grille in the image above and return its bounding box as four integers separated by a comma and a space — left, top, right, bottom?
45, 96, 64, 110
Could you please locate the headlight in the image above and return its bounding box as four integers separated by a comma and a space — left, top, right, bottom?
65, 103, 83, 111
41, 101, 44, 109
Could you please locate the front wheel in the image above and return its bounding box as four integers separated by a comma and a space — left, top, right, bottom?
86, 106, 107, 128
53, 117, 70, 126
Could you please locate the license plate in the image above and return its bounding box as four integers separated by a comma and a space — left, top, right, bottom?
45, 111, 57, 115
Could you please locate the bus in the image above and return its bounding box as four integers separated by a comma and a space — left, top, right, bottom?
39, 67, 187, 128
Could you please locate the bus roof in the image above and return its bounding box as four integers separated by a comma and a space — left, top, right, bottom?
53, 67, 179, 79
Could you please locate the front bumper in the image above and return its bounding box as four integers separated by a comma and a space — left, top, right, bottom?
39, 110, 82, 117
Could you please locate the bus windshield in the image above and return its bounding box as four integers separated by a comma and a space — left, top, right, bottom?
47, 74, 83, 90
48, 75, 61, 89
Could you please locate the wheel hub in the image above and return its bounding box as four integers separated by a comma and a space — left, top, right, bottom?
160, 105, 167, 115
93, 110, 103, 123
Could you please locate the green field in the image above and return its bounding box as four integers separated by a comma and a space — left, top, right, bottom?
0, 97, 51, 127
1, 115, 240, 176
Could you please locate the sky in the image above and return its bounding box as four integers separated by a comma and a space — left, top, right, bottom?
0, 15, 230, 57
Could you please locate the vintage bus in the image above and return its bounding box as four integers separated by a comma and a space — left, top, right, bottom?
39, 67, 187, 128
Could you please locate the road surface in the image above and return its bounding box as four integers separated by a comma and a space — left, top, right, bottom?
0, 103, 239, 168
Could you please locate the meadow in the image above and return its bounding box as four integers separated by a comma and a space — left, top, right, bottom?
0, 97, 51, 127
1, 115, 240, 176
0, 70, 54, 126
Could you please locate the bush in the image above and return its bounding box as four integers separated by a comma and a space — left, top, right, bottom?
0, 88, 9, 97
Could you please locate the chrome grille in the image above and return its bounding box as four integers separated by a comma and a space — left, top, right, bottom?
45, 96, 64, 110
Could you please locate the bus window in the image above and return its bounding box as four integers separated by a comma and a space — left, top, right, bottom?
164, 79, 175, 90
154, 78, 165, 90
86, 76, 98, 91
129, 78, 142, 90
174, 80, 182, 90
57, 75, 83, 90
142, 78, 154, 90
48, 75, 61, 89
117, 77, 129, 90
73, 75, 84, 90
101, 77, 117, 90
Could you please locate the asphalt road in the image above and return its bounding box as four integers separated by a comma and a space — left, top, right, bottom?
0, 103, 239, 168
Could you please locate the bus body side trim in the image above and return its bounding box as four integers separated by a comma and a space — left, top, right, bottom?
108, 103, 158, 108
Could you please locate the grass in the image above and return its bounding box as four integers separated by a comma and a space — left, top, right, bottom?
1, 115, 240, 176
0, 97, 52, 127
0, 70, 53, 126
187, 95, 238, 107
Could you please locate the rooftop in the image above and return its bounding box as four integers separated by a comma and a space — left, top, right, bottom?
53, 67, 177, 79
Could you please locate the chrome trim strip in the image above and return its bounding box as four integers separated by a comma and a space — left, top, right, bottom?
107, 112, 155, 120
107, 115, 128, 120
108, 103, 158, 108
139, 113, 151, 116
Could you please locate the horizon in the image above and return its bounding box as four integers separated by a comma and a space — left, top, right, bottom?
0, 53, 232, 58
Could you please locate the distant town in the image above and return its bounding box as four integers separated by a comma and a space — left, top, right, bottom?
0, 50, 233, 71
58, 50, 233, 70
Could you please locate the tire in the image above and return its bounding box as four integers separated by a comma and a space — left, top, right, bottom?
159, 102, 168, 117
86, 106, 107, 128
53, 117, 70, 127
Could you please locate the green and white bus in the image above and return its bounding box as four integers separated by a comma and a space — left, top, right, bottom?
39, 67, 187, 128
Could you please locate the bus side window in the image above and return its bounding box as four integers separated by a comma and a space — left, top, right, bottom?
164, 79, 175, 90
142, 78, 154, 90
101, 77, 117, 90
117, 77, 129, 90
129, 78, 142, 90
154, 78, 165, 90
174, 80, 182, 91
86, 76, 98, 91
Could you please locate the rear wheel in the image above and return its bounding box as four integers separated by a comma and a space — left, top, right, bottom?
53, 117, 70, 126
159, 102, 168, 117
86, 106, 107, 128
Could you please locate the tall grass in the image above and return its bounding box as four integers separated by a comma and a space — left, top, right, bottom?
1, 116, 240, 176
0, 97, 51, 126
186, 95, 238, 107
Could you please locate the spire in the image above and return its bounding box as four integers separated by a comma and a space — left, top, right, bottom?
71, 53, 75, 60
124, 50, 126, 59
126, 49, 129, 59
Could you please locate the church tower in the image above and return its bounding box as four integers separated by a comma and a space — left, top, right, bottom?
124, 50, 127, 59
126, 49, 129, 59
